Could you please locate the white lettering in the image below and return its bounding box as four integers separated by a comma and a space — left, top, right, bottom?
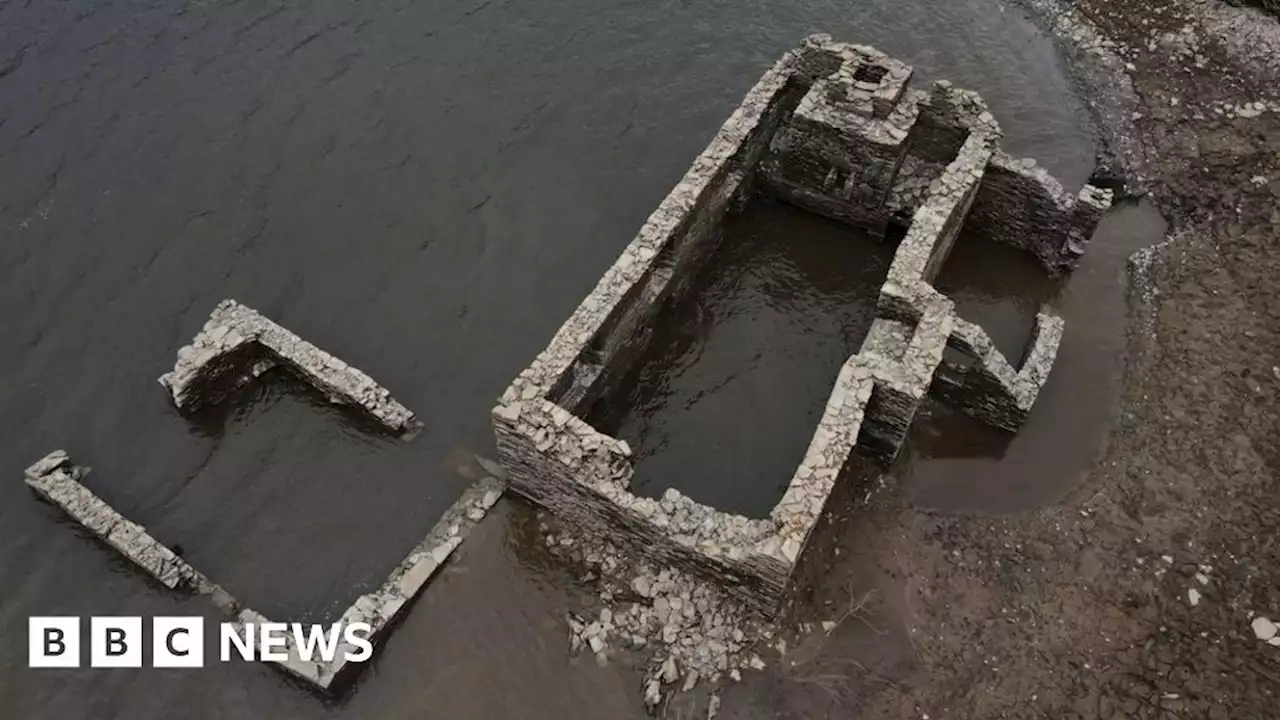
219, 623, 256, 662
258, 623, 290, 661
343, 623, 373, 662
291, 624, 342, 662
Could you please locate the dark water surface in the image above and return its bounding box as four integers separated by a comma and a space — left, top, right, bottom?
592, 202, 895, 518
0, 0, 1105, 716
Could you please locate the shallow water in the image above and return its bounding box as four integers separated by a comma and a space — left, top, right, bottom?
592, 202, 896, 517
902, 200, 1168, 513
0, 0, 1103, 715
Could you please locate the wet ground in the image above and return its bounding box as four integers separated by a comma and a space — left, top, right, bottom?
0, 0, 1139, 716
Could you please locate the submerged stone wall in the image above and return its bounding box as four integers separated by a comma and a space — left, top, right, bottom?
159, 299, 419, 435
24, 451, 205, 591
494, 34, 1112, 617
494, 47, 816, 613
23, 449, 503, 693
236, 476, 505, 691
530, 54, 811, 421
968, 151, 1114, 273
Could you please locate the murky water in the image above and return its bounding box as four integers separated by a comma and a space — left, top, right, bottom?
592, 202, 895, 518
0, 0, 1110, 716
901, 200, 1168, 513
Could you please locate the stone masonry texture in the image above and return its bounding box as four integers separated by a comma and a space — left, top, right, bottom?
159, 299, 419, 435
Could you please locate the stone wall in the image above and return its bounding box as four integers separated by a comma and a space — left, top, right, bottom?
931, 312, 1066, 431
884, 130, 1000, 292
968, 151, 1113, 274
23, 449, 503, 693
758, 40, 1113, 278
493, 43, 897, 614
494, 399, 790, 613
542, 64, 811, 419
24, 450, 205, 591
159, 299, 419, 435
758, 44, 919, 238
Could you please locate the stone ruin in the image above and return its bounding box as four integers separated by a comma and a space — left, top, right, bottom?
159, 299, 420, 435
25, 449, 502, 692
492, 35, 1113, 616
22, 300, 503, 693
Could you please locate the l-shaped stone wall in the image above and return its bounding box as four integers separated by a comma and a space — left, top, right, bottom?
159, 299, 419, 435
969, 151, 1113, 273
494, 34, 1112, 616
24, 450, 502, 693
25, 301, 499, 693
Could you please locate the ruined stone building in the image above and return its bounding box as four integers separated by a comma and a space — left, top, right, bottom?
492, 35, 1112, 614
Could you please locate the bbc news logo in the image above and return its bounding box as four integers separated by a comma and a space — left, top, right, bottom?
29, 617, 373, 668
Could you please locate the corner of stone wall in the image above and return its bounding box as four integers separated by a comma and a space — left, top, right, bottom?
930, 307, 1063, 432
970, 152, 1115, 274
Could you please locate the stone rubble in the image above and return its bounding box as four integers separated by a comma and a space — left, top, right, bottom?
159, 299, 419, 434
1250, 616, 1280, 645
547, 519, 776, 713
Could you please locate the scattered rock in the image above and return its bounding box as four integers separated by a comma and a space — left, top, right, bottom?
1252, 616, 1277, 641
707, 693, 722, 719
543, 512, 772, 708
682, 669, 700, 692
633, 575, 652, 598
644, 679, 662, 709
661, 656, 679, 684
